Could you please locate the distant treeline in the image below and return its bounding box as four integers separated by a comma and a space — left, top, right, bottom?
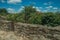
0, 6, 60, 27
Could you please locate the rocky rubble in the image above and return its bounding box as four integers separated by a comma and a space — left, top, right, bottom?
0, 21, 60, 40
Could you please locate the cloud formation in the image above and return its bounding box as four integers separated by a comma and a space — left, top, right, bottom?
33, 6, 41, 12
7, 8, 16, 13
53, 7, 58, 10
1, 0, 5, 3
46, 6, 53, 9
7, 0, 22, 4
18, 6, 24, 13
44, 2, 53, 5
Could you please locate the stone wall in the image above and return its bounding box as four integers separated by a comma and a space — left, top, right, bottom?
0, 20, 60, 40
0, 20, 13, 31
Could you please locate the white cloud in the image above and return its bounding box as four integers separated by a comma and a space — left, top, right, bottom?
49, 6, 53, 8
7, 7, 24, 13
46, 6, 53, 9
44, 6, 53, 12
53, 7, 58, 10
18, 6, 24, 13
33, 6, 41, 12
7, 0, 22, 4
43, 10, 48, 12
39, 7, 42, 9
1, 0, 5, 3
33, 6, 36, 8
7, 8, 16, 13
36, 7, 41, 12
44, 2, 53, 5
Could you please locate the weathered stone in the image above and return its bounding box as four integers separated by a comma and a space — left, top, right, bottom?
0, 21, 60, 40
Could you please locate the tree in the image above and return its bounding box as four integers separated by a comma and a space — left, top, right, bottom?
0, 8, 8, 15
41, 13, 57, 26
28, 13, 43, 24
22, 6, 36, 23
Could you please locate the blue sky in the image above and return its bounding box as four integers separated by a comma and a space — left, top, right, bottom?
0, 0, 60, 13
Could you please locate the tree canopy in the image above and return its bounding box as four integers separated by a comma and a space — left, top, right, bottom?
0, 6, 60, 27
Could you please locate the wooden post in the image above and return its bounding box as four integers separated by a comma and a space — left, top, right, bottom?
10, 21, 14, 31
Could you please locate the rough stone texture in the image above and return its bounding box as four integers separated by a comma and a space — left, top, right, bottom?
0, 20, 60, 40
0, 20, 14, 31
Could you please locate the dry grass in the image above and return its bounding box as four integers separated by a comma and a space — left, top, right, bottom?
0, 31, 21, 40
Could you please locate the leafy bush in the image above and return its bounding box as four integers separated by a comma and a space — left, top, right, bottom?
0, 6, 60, 27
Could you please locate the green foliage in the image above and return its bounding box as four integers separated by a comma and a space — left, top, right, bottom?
0, 8, 8, 15
28, 13, 43, 24
6, 13, 25, 22
0, 6, 60, 27
22, 6, 37, 23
